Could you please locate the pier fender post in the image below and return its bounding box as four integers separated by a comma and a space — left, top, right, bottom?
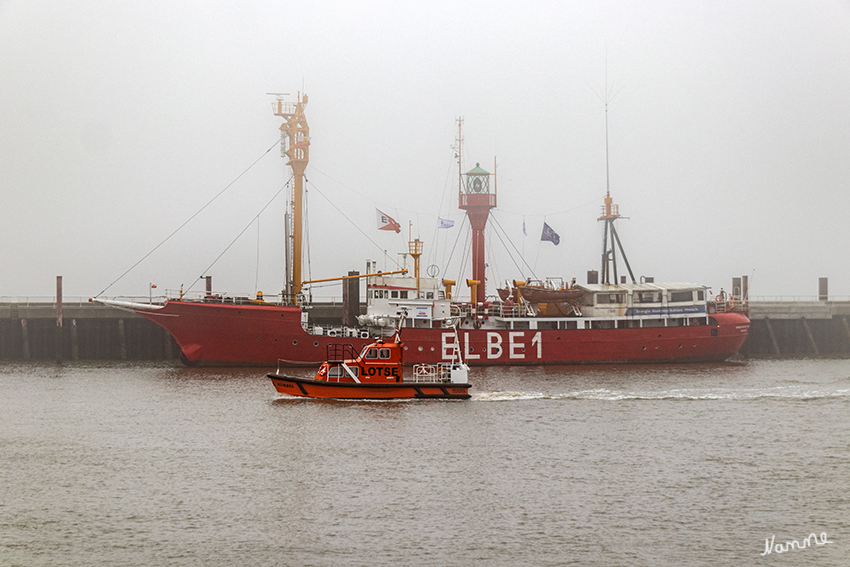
801, 316, 819, 356
764, 317, 781, 356
71, 319, 80, 361
842, 316, 850, 352
21, 319, 30, 360
118, 319, 128, 360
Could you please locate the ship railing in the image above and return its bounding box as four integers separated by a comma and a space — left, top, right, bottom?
409, 362, 458, 383
712, 295, 748, 313
452, 302, 522, 319
1, 296, 139, 307
306, 324, 372, 339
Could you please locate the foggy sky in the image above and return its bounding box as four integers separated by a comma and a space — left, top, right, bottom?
2, 0, 850, 302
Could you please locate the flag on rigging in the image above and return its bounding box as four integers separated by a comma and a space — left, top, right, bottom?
376, 209, 401, 233
523, 218, 527, 236
438, 217, 455, 229
541, 222, 560, 245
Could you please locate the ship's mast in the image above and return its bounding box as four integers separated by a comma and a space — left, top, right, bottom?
598, 98, 635, 285
272, 93, 310, 303
457, 118, 497, 304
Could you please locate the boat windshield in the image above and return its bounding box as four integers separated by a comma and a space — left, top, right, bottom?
361, 346, 394, 360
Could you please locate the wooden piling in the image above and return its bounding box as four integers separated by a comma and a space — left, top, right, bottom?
118, 319, 128, 360
21, 319, 30, 359
71, 319, 80, 361
55, 276, 63, 362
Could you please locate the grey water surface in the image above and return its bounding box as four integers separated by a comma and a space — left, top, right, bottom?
1, 360, 848, 566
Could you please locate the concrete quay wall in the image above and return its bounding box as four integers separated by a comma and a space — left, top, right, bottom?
0, 301, 178, 361
738, 300, 850, 357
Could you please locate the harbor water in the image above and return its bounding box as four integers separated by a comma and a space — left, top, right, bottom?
1, 360, 848, 566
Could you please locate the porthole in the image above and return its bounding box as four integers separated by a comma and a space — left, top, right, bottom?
430, 347, 435, 351
642, 346, 647, 350
678, 344, 682, 348
292, 340, 298, 345
418, 346, 423, 352
313, 341, 319, 347
655, 345, 659, 349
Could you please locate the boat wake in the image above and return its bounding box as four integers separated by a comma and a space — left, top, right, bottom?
474, 386, 850, 402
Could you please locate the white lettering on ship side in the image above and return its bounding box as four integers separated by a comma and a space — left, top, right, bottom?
464, 332, 480, 359
440, 331, 541, 361
509, 332, 525, 359
487, 332, 503, 359
441, 332, 457, 360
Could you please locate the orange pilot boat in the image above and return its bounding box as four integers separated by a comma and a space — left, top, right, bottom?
268, 330, 472, 400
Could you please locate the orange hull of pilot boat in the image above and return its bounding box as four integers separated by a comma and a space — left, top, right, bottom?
268, 334, 471, 400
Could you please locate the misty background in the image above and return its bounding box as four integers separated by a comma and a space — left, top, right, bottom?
2, 0, 849, 302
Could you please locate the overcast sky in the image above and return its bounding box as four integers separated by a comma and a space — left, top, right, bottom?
2, 0, 850, 301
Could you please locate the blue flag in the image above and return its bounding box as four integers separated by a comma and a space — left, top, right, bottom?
541, 222, 560, 245
438, 218, 455, 229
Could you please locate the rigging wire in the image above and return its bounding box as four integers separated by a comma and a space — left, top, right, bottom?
255, 215, 260, 292
187, 183, 288, 292
427, 152, 458, 270
454, 226, 472, 299
306, 179, 403, 270
485, 226, 500, 295
489, 213, 539, 281
442, 214, 468, 278
534, 218, 543, 275
489, 219, 527, 281
96, 139, 281, 297
311, 163, 590, 224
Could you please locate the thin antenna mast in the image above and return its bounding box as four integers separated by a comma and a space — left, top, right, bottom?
594, 66, 636, 285
456, 117, 463, 198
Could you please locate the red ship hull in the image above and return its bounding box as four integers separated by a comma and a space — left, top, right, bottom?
135, 301, 750, 366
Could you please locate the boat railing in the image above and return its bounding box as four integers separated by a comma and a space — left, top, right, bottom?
409, 362, 457, 383
326, 343, 359, 363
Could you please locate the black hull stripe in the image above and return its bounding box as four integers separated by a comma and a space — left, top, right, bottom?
270, 374, 471, 399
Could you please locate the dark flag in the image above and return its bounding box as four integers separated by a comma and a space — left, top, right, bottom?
541, 222, 560, 245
